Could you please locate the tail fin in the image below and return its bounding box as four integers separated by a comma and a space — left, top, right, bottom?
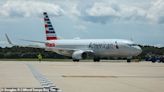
43, 12, 58, 41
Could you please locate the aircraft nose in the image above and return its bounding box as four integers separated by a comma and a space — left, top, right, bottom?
134, 46, 142, 55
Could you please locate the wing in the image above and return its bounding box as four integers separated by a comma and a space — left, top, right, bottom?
5, 34, 45, 49
6, 34, 94, 57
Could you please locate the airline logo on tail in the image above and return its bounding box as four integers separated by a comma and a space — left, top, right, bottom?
43, 12, 57, 47
43, 12, 57, 40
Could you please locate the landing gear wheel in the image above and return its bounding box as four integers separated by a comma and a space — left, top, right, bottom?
73, 59, 79, 62
152, 61, 156, 63
93, 58, 100, 62
127, 59, 131, 63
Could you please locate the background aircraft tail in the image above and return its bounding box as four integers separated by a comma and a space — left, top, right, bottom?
43, 12, 58, 41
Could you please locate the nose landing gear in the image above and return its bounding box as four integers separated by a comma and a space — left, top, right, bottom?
127, 58, 131, 63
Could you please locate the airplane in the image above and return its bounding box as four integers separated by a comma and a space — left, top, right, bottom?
6, 12, 142, 62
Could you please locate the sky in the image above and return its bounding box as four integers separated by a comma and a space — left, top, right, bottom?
0, 0, 164, 47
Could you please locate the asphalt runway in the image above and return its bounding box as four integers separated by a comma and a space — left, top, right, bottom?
0, 60, 164, 92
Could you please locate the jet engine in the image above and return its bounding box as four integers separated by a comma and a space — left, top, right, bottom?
72, 50, 87, 60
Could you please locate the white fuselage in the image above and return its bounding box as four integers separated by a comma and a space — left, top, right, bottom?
45, 39, 142, 58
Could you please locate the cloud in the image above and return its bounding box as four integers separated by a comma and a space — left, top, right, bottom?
72, 0, 164, 24
0, 0, 164, 24
83, 2, 147, 24
147, 0, 164, 24
0, 0, 64, 18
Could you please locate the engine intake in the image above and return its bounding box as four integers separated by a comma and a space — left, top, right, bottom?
72, 50, 91, 60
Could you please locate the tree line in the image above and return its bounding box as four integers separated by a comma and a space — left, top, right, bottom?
0, 45, 163, 59
0, 46, 68, 59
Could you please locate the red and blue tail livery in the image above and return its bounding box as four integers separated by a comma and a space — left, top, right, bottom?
43, 12, 58, 41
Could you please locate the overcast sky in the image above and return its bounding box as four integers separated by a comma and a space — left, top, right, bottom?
0, 0, 164, 47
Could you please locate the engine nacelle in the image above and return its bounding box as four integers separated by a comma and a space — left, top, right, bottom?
72, 50, 87, 60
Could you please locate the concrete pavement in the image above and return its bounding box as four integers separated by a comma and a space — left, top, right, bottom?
0, 60, 164, 92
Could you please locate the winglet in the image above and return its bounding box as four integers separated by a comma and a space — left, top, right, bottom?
5, 34, 13, 45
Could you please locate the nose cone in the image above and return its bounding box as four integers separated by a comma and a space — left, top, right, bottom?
134, 46, 142, 55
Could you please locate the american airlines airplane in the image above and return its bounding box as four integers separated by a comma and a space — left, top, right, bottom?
42, 12, 142, 62
7, 12, 142, 62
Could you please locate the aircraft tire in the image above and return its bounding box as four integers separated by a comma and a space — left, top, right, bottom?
73, 59, 79, 62
93, 58, 100, 62
152, 61, 156, 63
127, 59, 131, 63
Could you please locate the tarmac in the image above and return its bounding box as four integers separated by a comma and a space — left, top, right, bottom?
0, 60, 164, 92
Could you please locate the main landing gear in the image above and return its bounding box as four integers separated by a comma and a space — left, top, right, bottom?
72, 58, 100, 62
127, 57, 132, 63
127, 59, 131, 63
93, 57, 100, 62
73, 59, 79, 62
